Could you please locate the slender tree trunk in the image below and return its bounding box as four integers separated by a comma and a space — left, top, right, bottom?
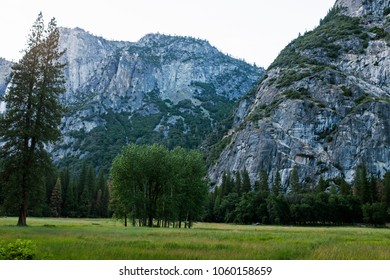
148, 214, 153, 227
17, 166, 29, 226
132, 213, 136, 227
17, 182, 28, 226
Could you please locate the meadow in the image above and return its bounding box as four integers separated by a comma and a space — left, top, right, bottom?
0, 217, 390, 260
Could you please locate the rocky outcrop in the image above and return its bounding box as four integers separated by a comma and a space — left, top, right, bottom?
0, 58, 12, 113
336, 0, 389, 17
0, 28, 263, 171
52, 29, 262, 169
209, 0, 390, 188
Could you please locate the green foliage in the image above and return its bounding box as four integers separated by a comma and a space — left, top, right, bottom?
0, 240, 36, 260
110, 144, 208, 228
270, 48, 319, 70
246, 99, 282, 123
290, 167, 300, 193
38, 164, 110, 218
0, 13, 66, 226
60, 85, 234, 173
354, 163, 371, 204
241, 169, 252, 193
50, 178, 62, 217
362, 203, 387, 226
270, 14, 366, 70
340, 85, 353, 97
370, 27, 389, 40
277, 71, 312, 88
283, 88, 311, 100
207, 135, 233, 164
272, 170, 282, 196
317, 124, 338, 143
319, 6, 342, 26
206, 167, 390, 226
383, 172, 390, 208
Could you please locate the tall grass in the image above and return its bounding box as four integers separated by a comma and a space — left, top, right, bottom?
0, 217, 389, 260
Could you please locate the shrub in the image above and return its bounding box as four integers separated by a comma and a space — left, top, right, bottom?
370, 27, 388, 39
277, 71, 312, 88
283, 88, 311, 100
340, 86, 353, 97
0, 239, 36, 260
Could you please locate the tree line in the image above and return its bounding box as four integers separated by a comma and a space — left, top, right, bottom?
0, 163, 110, 219
205, 164, 390, 226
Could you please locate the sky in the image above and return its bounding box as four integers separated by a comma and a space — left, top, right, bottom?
1, 0, 336, 68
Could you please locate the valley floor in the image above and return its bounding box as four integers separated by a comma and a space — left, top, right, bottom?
0, 217, 389, 260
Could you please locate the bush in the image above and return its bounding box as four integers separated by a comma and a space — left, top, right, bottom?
340, 86, 353, 97
0, 239, 36, 260
370, 27, 388, 39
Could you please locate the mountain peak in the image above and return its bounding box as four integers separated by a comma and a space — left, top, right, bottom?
138, 33, 213, 49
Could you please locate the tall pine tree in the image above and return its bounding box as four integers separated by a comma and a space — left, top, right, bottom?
0, 13, 65, 226
272, 170, 282, 195
241, 169, 252, 193
290, 166, 300, 193
50, 177, 62, 217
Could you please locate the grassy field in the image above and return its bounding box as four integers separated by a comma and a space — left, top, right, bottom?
0, 217, 390, 260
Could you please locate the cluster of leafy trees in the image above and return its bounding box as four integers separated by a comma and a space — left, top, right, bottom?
205, 165, 390, 226
110, 144, 208, 228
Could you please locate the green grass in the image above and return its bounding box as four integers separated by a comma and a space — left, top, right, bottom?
0, 217, 390, 260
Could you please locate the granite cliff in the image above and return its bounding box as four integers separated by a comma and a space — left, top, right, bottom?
209, 0, 390, 188
0, 58, 12, 113
0, 29, 263, 171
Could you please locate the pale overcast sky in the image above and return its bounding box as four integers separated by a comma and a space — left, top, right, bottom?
1, 0, 335, 68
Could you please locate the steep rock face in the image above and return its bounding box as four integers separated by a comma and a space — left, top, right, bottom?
336, 0, 389, 17
0, 58, 12, 113
51, 29, 263, 170
209, 0, 390, 188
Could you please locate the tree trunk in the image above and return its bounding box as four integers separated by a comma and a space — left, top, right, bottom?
17, 196, 28, 226
148, 215, 153, 227
17, 208, 27, 226
132, 214, 136, 227
17, 176, 29, 226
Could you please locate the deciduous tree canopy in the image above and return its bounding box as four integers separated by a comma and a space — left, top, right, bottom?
110, 144, 208, 228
